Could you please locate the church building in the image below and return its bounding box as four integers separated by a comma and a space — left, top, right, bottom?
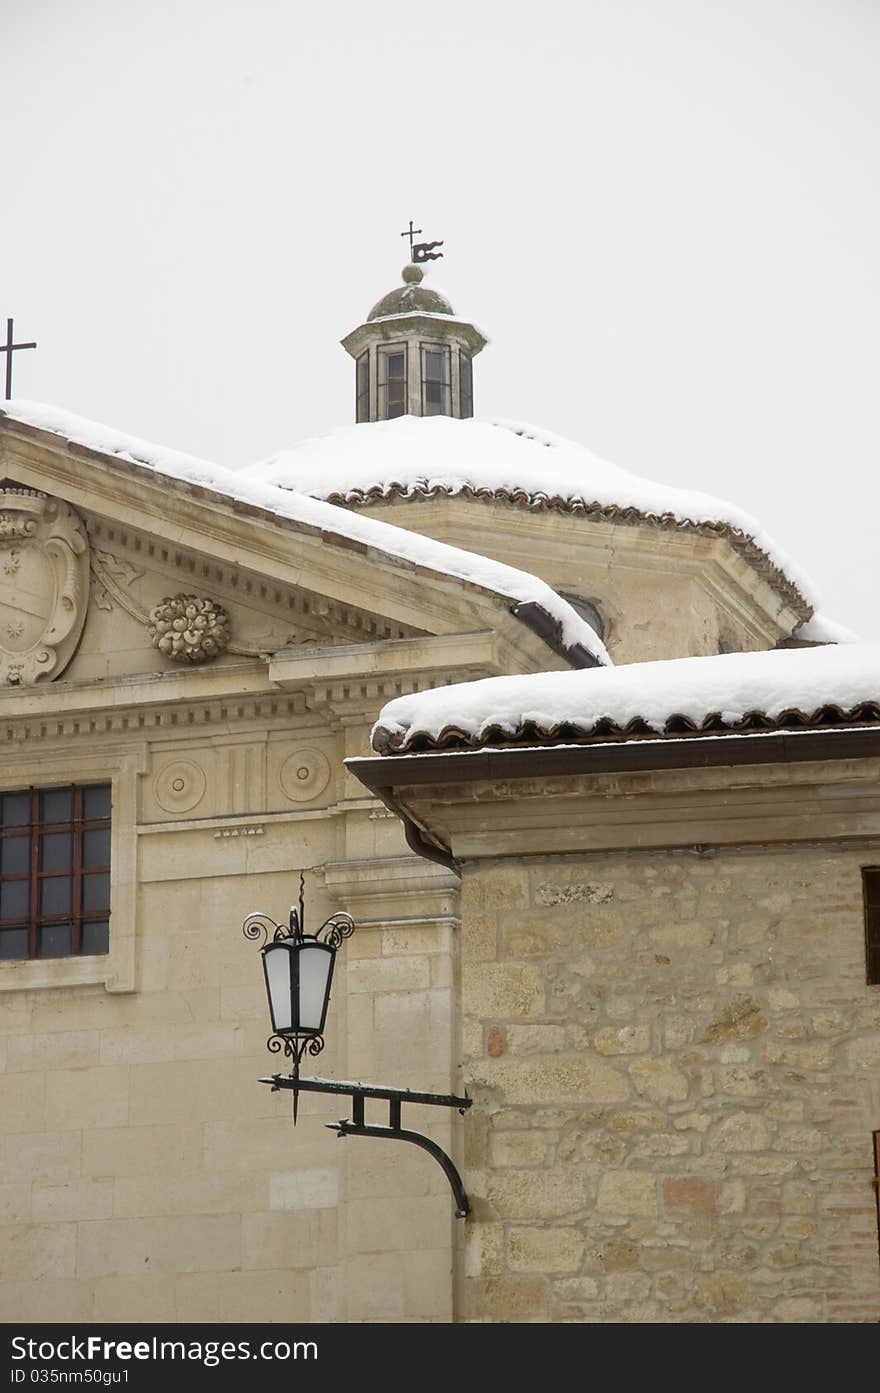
0, 253, 877, 1323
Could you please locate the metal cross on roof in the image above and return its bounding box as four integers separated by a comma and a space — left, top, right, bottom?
1, 319, 37, 400
400, 220, 423, 254
400, 220, 444, 264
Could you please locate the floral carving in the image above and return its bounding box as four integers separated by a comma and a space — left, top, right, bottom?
148, 593, 231, 664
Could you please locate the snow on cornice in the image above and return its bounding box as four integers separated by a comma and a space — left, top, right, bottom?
0, 401, 609, 668
371, 640, 880, 754
247, 415, 818, 619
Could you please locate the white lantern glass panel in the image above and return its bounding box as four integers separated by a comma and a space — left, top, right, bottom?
264, 943, 293, 1032
297, 942, 334, 1033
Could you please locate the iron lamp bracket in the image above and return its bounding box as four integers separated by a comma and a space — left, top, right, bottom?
261, 1072, 472, 1218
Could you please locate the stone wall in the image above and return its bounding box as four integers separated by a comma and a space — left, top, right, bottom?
459, 846, 880, 1322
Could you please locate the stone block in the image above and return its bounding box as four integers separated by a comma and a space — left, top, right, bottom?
0, 1223, 76, 1282
594, 1025, 650, 1056
489, 1132, 548, 1168
508, 1226, 584, 1273
485, 1168, 591, 1220
344, 1195, 450, 1254
32, 1181, 113, 1222
471, 1057, 629, 1106
1, 1131, 81, 1186
346, 956, 431, 994
0, 1278, 92, 1322
0, 1075, 46, 1135
176, 1270, 312, 1322
596, 1171, 657, 1216
464, 1222, 504, 1277
93, 1275, 177, 1322
662, 1177, 717, 1217
712, 1112, 770, 1152
463, 963, 546, 1019
242, 1210, 335, 1271
694, 1272, 750, 1315
45, 1067, 129, 1131
76, 1216, 241, 1278
269, 1168, 339, 1211
650, 922, 714, 950
501, 912, 572, 957
7, 1030, 99, 1072
628, 1057, 688, 1104
467, 1275, 548, 1321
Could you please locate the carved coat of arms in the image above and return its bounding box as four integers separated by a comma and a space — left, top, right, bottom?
0, 486, 89, 686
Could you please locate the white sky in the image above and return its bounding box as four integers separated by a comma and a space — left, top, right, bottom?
4, 0, 878, 636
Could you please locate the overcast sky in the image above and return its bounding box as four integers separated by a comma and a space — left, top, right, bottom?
4, 1, 878, 636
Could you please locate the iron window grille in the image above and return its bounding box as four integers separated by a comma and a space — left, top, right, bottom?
0, 784, 111, 960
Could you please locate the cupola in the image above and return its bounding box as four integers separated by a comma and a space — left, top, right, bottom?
341, 242, 487, 423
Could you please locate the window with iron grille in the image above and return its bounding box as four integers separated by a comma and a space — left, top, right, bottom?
862, 868, 880, 985
0, 784, 111, 960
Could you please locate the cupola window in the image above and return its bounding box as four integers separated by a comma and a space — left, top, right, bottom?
378, 346, 407, 419
356, 351, 370, 424
421, 345, 451, 417
459, 352, 473, 418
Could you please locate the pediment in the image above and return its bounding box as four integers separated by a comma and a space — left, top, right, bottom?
72, 514, 425, 683
0, 411, 596, 693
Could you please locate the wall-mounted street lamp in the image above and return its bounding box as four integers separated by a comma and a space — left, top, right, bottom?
243, 876, 472, 1217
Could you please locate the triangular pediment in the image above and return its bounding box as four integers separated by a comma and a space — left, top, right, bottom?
0, 409, 598, 694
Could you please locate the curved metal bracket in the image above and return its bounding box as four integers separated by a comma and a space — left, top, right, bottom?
328, 1118, 470, 1218
261, 1072, 472, 1218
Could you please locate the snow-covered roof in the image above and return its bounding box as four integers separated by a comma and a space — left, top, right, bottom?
371, 640, 880, 754
0, 401, 608, 668
247, 415, 817, 618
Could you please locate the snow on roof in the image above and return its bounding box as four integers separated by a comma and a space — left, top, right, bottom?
247, 415, 818, 612
793, 612, 861, 645
1, 401, 608, 667
371, 640, 880, 754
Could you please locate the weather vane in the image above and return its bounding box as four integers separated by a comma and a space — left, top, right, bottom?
400, 219, 444, 264
1, 319, 37, 401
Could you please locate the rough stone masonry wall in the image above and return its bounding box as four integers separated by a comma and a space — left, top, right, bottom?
459, 847, 880, 1322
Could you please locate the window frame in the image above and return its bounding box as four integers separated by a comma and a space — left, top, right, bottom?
0, 756, 139, 995
862, 867, 880, 985
0, 783, 111, 961
420, 343, 451, 417
458, 350, 473, 418
355, 349, 371, 424
376, 343, 408, 420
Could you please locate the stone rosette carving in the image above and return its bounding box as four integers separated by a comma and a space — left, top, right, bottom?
148, 593, 230, 664
153, 759, 207, 814
0, 486, 90, 686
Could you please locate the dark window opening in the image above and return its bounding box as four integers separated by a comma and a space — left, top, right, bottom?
378, 348, 407, 420
559, 593, 605, 641
0, 784, 111, 961
863, 868, 880, 985
356, 351, 370, 423
459, 351, 473, 418
421, 346, 450, 417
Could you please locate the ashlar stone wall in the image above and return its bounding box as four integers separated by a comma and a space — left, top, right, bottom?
459, 846, 880, 1323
